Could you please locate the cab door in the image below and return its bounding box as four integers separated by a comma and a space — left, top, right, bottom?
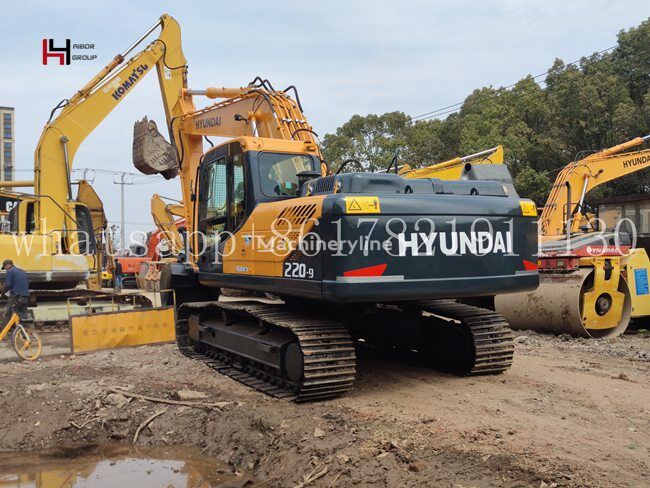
196, 143, 247, 273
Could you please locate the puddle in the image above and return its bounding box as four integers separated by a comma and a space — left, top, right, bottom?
0, 444, 262, 487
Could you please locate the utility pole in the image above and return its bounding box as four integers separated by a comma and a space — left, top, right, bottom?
80, 168, 95, 183
112, 172, 134, 250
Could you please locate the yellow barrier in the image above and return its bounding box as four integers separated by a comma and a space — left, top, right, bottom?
68, 292, 176, 353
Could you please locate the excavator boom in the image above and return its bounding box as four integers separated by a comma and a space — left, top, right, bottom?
150, 194, 185, 257
34, 15, 187, 236
540, 135, 650, 237
132, 76, 324, 244
398, 145, 504, 180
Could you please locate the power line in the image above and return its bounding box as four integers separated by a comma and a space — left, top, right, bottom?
71, 168, 166, 185
108, 220, 155, 225
412, 45, 618, 122
74, 168, 141, 176
7, 168, 163, 179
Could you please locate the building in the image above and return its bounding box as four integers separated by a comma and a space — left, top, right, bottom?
0, 106, 14, 181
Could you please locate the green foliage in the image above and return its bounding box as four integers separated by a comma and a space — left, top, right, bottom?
321, 112, 412, 172
513, 166, 552, 206
321, 17, 650, 203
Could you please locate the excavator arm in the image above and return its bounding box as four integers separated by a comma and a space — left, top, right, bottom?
33, 14, 187, 240
134, 78, 323, 242
541, 135, 650, 237
150, 194, 185, 257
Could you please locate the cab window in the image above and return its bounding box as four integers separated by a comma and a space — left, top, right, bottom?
74, 205, 96, 255
259, 153, 315, 197
201, 157, 227, 230
232, 153, 246, 229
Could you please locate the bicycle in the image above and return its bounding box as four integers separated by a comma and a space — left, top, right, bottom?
0, 309, 42, 361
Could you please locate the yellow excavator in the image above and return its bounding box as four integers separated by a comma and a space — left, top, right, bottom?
0, 14, 191, 297
111, 13, 539, 401
496, 135, 650, 337
150, 193, 185, 257
0, 177, 102, 291
135, 193, 186, 290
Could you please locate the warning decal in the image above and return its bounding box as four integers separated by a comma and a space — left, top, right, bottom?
344, 196, 381, 214
519, 200, 537, 217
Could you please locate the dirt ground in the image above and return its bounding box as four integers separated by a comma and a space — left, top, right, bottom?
0, 329, 647, 487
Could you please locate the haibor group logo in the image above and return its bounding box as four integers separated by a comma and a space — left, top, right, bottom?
42, 39, 97, 65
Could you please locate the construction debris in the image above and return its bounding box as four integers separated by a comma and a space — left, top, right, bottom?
133, 409, 166, 444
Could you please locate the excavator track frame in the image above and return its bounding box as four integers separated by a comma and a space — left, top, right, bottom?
175, 298, 514, 402
417, 300, 515, 375
176, 301, 356, 402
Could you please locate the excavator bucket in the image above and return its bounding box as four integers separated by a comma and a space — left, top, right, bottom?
133, 117, 179, 179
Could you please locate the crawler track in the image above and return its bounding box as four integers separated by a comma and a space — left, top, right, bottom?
176, 301, 356, 402
418, 299, 515, 375
176, 299, 512, 402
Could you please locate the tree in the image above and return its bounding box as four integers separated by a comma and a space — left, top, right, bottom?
513, 165, 552, 206
321, 112, 412, 172
614, 18, 650, 110
321, 16, 650, 204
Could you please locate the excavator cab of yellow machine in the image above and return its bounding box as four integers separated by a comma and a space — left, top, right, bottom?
2, 192, 97, 288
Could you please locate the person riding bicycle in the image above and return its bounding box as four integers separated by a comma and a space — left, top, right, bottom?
1, 259, 29, 324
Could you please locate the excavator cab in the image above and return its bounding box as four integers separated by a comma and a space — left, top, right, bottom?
195, 139, 321, 273
7, 197, 95, 255
8, 198, 35, 234
2, 196, 97, 288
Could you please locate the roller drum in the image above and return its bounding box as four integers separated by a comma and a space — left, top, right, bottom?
495, 269, 631, 338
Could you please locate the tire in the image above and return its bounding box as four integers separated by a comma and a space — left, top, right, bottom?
11, 326, 42, 361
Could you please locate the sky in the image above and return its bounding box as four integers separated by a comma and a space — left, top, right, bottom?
1, 0, 649, 247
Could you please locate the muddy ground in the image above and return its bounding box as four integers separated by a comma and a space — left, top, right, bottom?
0, 330, 647, 487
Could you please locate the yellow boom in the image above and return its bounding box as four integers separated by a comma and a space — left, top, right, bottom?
541, 135, 650, 238
150, 194, 185, 257
398, 146, 503, 180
